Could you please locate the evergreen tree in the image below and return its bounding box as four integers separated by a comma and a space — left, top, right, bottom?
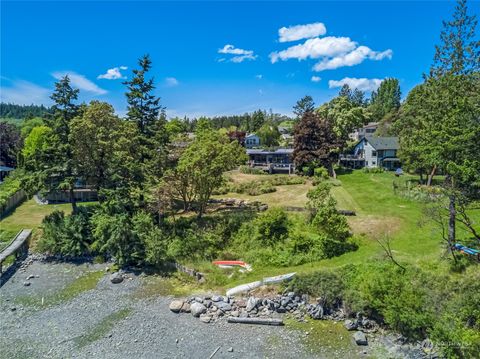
431, 0, 480, 77
369, 78, 401, 121
124, 55, 168, 182
293, 96, 315, 118
124, 54, 164, 136
351, 88, 367, 107
48, 75, 80, 212
0, 122, 21, 167
338, 84, 352, 99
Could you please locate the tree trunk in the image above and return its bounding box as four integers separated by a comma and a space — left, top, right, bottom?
70, 187, 78, 214
426, 165, 437, 186
448, 194, 456, 247
419, 172, 424, 185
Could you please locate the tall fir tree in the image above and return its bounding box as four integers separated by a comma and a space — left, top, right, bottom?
369, 78, 401, 121
431, 0, 480, 76
293, 95, 315, 119
124, 54, 164, 136
48, 75, 80, 212
124, 55, 168, 182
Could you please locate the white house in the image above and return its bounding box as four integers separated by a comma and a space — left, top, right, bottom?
349, 122, 378, 141
340, 136, 400, 170
245, 133, 261, 148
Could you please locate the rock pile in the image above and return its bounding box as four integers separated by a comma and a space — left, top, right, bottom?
169, 292, 350, 325
170, 292, 386, 347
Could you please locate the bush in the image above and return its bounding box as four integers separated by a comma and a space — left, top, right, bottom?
287, 269, 344, 308
429, 268, 480, 359
362, 167, 385, 174
238, 165, 265, 175
307, 183, 352, 244
255, 207, 290, 245
0, 171, 23, 210
37, 207, 95, 257
91, 210, 146, 266
314, 167, 329, 180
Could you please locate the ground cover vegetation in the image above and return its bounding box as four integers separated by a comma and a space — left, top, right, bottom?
0, 1, 479, 356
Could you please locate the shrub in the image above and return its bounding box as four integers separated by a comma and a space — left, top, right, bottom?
362, 167, 385, 174
238, 165, 265, 175
37, 207, 95, 257
287, 269, 344, 308
0, 171, 23, 211
314, 167, 329, 180
91, 210, 146, 266
430, 269, 480, 358
255, 207, 290, 245
307, 183, 352, 243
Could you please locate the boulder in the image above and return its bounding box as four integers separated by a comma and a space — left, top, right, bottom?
236, 299, 246, 308
191, 302, 207, 317
180, 302, 191, 313
353, 331, 368, 346
23, 282, 31, 286
216, 302, 232, 312
199, 314, 212, 323
169, 300, 184, 313
110, 272, 124, 284
246, 297, 258, 312
211, 295, 222, 302
344, 319, 358, 331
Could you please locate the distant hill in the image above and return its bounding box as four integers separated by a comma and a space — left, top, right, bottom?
0, 103, 50, 120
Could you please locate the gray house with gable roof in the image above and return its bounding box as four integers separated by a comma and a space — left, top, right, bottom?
340, 136, 401, 170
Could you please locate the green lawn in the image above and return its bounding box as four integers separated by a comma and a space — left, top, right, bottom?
0, 199, 73, 248
205, 170, 480, 290
213, 170, 313, 208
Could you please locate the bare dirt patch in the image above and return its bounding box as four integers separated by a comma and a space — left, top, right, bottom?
348, 215, 402, 240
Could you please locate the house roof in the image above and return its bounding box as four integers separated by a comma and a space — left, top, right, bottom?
0, 166, 14, 172
364, 136, 399, 150
247, 148, 293, 155
245, 133, 259, 139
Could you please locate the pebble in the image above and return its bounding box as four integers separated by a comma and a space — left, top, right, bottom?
227, 347, 233, 352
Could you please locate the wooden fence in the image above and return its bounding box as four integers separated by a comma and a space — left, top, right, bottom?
0, 189, 26, 218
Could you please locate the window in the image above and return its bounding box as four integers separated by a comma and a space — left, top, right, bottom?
372, 150, 377, 157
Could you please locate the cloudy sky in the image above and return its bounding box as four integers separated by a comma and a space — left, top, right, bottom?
1, 1, 474, 117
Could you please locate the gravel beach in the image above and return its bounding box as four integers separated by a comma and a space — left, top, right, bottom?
0, 260, 315, 359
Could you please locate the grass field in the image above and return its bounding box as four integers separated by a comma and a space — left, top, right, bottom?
204, 169, 480, 289
2, 170, 478, 290
213, 170, 313, 208
0, 199, 73, 249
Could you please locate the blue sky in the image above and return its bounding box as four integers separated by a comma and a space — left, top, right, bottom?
1, 1, 478, 117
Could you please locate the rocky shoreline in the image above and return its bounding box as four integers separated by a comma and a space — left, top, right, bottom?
1, 255, 441, 358
169, 293, 440, 358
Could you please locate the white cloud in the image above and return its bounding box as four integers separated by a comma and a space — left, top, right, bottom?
270, 37, 357, 63
0, 80, 51, 105
311, 76, 321, 82
328, 77, 383, 92
218, 44, 257, 63
165, 77, 179, 87
270, 24, 393, 71
52, 71, 107, 95
313, 46, 392, 71
97, 66, 128, 80
279, 22, 327, 42
255, 74, 263, 79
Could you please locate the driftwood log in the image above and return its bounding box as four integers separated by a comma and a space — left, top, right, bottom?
227, 317, 284, 326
